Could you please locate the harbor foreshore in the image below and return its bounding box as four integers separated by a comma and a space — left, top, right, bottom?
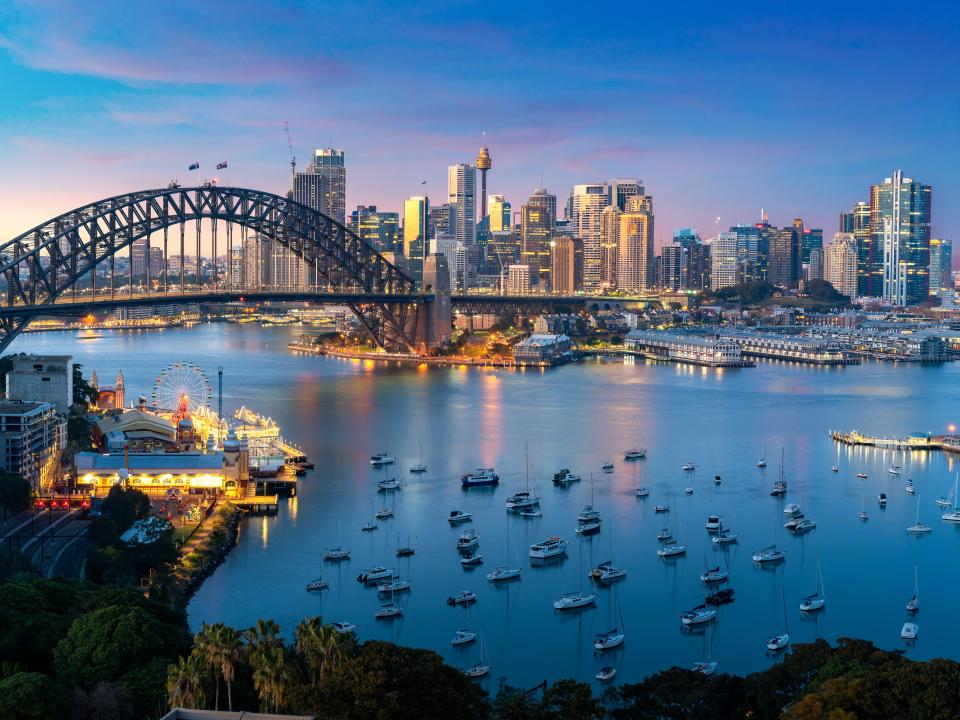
288, 342, 574, 368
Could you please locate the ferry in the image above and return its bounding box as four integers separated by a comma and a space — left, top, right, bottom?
461, 468, 499, 487
529, 536, 568, 559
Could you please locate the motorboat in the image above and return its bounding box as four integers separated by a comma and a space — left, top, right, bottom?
901, 622, 918, 640
377, 578, 411, 594
447, 590, 478, 606
375, 507, 394, 519
784, 514, 805, 530
331, 622, 356, 634
705, 588, 735, 605
529, 536, 568, 559
905, 480, 915, 494
448, 510, 473, 524
714, 475, 721, 485
783, 503, 802, 516
594, 629, 625, 651
700, 566, 728, 584
682, 461, 696, 472
683, 486, 694, 495
577, 505, 601, 523
878, 493, 887, 507
361, 522, 378, 532
857, 472, 867, 479
357, 566, 394, 584
623, 449, 646, 461
375, 603, 403, 620
553, 469, 582, 486
457, 529, 480, 551
602, 462, 615, 472
324, 547, 350, 561
462, 468, 499, 487
486, 565, 521, 582
305, 577, 328, 592
712, 531, 738, 545
693, 660, 718, 676
888, 465, 901, 476
598, 565, 627, 583
370, 452, 395, 467
752, 545, 785, 563
452, 629, 477, 646
766, 633, 790, 651
831, 465, 839, 472
635, 487, 649, 498
409, 462, 427, 473
654, 505, 670, 513
519, 507, 543, 518
553, 591, 597, 611
595, 666, 617, 682
657, 544, 687, 558
680, 604, 717, 625
575, 520, 601, 536
705, 515, 722, 532
460, 551, 483, 566
656, 528, 674, 542
792, 519, 816, 534
377, 477, 401, 491
505, 491, 540, 510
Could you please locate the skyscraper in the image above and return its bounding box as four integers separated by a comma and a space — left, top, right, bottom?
824, 233, 858, 299
871, 169, 932, 305
711, 232, 740, 290
599, 206, 621, 290
617, 199, 654, 293
447, 163, 477, 246
674, 228, 710, 291
487, 195, 511, 232
520, 188, 556, 289
293, 148, 346, 224
847, 201, 873, 297
767, 226, 800, 288
568, 184, 610, 292
607, 178, 644, 210
661, 244, 687, 291
929, 238, 952, 295
349, 206, 400, 254
403, 196, 429, 281
550, 236, 582, 294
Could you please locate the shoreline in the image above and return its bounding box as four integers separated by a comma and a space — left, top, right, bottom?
288, 342, 572, 368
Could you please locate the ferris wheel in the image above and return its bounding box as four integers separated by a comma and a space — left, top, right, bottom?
151, 362, 213, 418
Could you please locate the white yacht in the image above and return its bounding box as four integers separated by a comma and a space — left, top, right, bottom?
681, 461, 696, 472
654, 505, 669, 513
783, 503, 802, 516
452, 629, 477, 646
357, 566, 394, 584
460, 551, 483, 566
766, 633, 790, 651
656, 527, 674, 541
457, 529, 480, 551
857, 472, 868, 479
486, 565, 521, 582
553, 591, 596, 611
323, 520, 350, 561
831, 465, 839, 472
799, 560, 826, 613
623, 449, 646, 461
752, 545, 785, 563
595, 666, 616, 682
462, 633, 490, 678
577, 505, 601, 523
792, 519, 816, 534
700, 566, 728, 584
574, 520, 601, 536
901, 622, 918, 640
370, 452, 394, 467
705, 515, 722, 532
594, 629, 625, 651
680, 605, 716, 625
712, 531, 738, 545
683, 485, 694, 495
941, 477, 960, 522
657, 544, 687, 558
448, 510, 472, 524
305, 577, 328, 592
375, 507, 394, 519
907, 493, 932, 533
461, 468, 499, 487
505, 491, 539, 510
693, 661, 718, 676
602, 462, 615, 472
784, 514, 805, 531
553, 469, 582, 486
529, 536, 568, 559
446, 590, 478, 606
757, 442, 767, 468
888, 465, 901, 476
377, 477, 401, 491
635, 487, 650, 498
409, 462, 427, 473
331, 622, 356, 634
377, 578, 411, 594
519, 507, 542, 518
598, 565, 627, 583
878, 493, 887, 507
905, 479, 916, 494
374, 602, 403, 620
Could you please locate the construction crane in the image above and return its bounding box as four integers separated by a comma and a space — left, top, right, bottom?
282, 121, 296, 188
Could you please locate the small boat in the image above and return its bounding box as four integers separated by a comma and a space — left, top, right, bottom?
374, 602, 403, 620
878, 493, 887, 507
657, 544, 687, 558
905, 480, 915, 494
654, 505, 669, 513
377, 578, 411, 594
792, 519, 816, 534
529, 536, 568, 559
752, 545, 785, 563
682, 461, 696, 472
396, 545, 415, 558
594, 629, 625, 651
377, 477, 401, 491
941, 477, 960, 522
448, 510, 472, 524
857, 472, 867, 479
577, 505, 601, 523
361, 522, 378, 532
331, 621, 356, 634
460, 551, 484, 566
714, 475, 721, 486
888, 465, 901, 476
357, 566, 393, 584
680, 604, 717, 625
800, 560, 826, 612
602, 462, 615, 472
784, 514, 805, 531
907, 493, 932, 533
324, 521, 351, 561
757, 442, 767, 468
553, 591, 597, 611
693, 660, 718, 676
683, 486, 694, 495
712, 531, 738, 545
623, 449, 646, 461
505, 492, 540, 510
635, 487, 649, 498
831, 465, 839, 473
700, 566, 728, 584
461, 468, 499, 487
370, 452, 395, 467
705, 515, 722, 532
452, 629, 477, 646
705, 588, 735, 605
305, 577, 328, 592
457, 529, 480, 551
936, 497, 951, 508
575, 520, 601, 536
410, 442, 427, 473
597, 565, 627, 583
463, 662, 490, 678
486, 565, 521, 582
859, 511, 869, 521
783, 503, 802, 516
771, 448, 788, 496
656, 528, 674, 541
553, 469, 582, 486
375, 507, 394, 519
596, 666, 617, 682
766, 633, 790, 651
447, 590, 478, 606
519, 507, 543, 518
906, 565, 920, 613
901, 622, 919, 640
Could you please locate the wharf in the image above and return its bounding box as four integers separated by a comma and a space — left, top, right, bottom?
288, 343, 564, 368
829, 429, 958, 452
233, 496, 279, 514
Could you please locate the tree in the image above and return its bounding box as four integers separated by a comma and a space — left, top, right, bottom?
492, 681, 541, 719
72, 364, 99, 408
0, 672, 64, 720
166, 654, 206, 710
295, 617, 345, 686
250, 645, 291, 713
0, 471, 32, 520
195, 623, 242, 711
540, 679, 604, 719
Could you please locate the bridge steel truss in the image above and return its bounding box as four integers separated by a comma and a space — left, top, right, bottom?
0, 186, 422, 352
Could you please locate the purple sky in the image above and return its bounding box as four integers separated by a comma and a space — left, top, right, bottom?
1, 0, 957, 247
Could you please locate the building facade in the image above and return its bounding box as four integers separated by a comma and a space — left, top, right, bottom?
447, 163, 477, 247
550, 236, 581, 294
402, 196, 429, 282
710, 232, 740, 290
825, 232, 858, 299
0, 400, 66, 492
871, 169, 932, 305
929, 238, 952, 295
487, 195, 511, 232
293, 148, 346, 225
617, 198, 655, 293
520, 188, 556, 289
5, 355, 74, 414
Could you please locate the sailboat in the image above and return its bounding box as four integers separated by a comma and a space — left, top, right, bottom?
633, 460, 648, 498
757, 442, 767, 468
594, 515, 626, 583
906, 564, 920, 613
941, 476, 960, 522
906, 492, 932, 533
623, 417, 646, 460
324, 519, 351, 561
374, 579, 404, 620
766, 585, 790, 651
593, 586, 626, 651
553, 537, 596, 610
377, 463, 401, 491
487, 514, 521, 582
770, 447, 787, 496
506, 445, 541, 511
361, 500, 377, 531
800, 559, 826, 612
859, 489, 869, 521
396, 533, 415, 557
462, 632, 490, 678
692, 627, 718, 675
409, 441, 427, 473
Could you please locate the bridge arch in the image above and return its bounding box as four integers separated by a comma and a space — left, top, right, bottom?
0, 186, 422, 351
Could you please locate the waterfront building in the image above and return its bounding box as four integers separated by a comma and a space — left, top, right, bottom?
568, 183, 610, 292
5, 354, 74, 414
533, 314, 581, 335
550, 236, 582, 294
825, 233, 858, 299
403, 196, 429, 282
293, 148, 346, 224
871, 169, 932, 305
710, 232, 740, 290
520, 188, 556, 289
348, 205, 400, 254
0, 400, 66, 492
625, 330, 748, 367
448, 163, 477, 247
513, 334, 572, 364
929, 238, 953, 295
617, 197, 655, 293
720, 331, 852, 365
506, 264, 532, 294
487, 194, 511, 232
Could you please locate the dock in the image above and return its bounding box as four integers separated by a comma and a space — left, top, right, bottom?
233, 495, 279, 514
830, 430, 950, 451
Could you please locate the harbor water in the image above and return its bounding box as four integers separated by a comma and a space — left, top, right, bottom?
12, 323, 960, 688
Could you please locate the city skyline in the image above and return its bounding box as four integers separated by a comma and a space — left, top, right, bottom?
0, 2, 958, 246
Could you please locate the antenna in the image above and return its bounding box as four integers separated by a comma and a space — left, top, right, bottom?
283, 121, 296, 188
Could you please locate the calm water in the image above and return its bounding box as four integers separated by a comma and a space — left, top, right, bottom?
13, 323, 960, 688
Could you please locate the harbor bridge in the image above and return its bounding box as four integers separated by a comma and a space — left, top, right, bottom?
0, 185, 662, 353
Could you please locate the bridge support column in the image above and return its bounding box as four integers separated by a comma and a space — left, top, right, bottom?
415, 254, 452, 351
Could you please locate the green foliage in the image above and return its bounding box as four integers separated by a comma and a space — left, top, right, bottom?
0, 672, 64, 720
708, 281, 777, 305
98, 485, 151, 533
803, 278, 848, 302
0, 471, 32, 519
72, 363, 99, 408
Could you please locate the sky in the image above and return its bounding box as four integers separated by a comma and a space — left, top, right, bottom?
0, 0, 958, 247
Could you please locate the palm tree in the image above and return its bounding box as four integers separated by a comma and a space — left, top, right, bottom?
166, 654, 206, 710
251, 645, 290, 713
195, 623, 243, 711
246, 618, 282, 657
295, 617, 345, 686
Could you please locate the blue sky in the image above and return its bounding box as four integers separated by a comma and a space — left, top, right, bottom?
0, 0, 957, 245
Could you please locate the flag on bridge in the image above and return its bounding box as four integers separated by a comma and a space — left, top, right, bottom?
188, 162, 200, 171
216, 161, 228, 170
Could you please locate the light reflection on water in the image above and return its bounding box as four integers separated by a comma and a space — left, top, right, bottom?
11, 324, 960, 688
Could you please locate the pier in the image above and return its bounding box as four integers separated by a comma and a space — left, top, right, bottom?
624, 331, 754, 367
830, 429, 949, 451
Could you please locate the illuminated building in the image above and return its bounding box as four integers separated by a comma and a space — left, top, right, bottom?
349, 205, 400, 254
476, 145, 491, 221
711, 232, 740, 290
403, 196, 430, 281
293, 147, 346, 224
825, 232, 858, 298
871, 170, 931, 305
600, 206, 620, 289
929, 238, 952, 294
550, 236, 582, 294
447, 163, 476, 246
617, 198, 655, 293
506, 264, 532, 293
768, 226, 800, 288
0, 400, 66, 493
520, 188, 556, 289
568, 184, 610, 291
487, 195, 511, 232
